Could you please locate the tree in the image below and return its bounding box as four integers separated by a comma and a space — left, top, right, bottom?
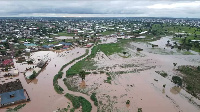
126, 100, 130, 104
123, 52, 127, 56
173, 63, 177, 67
167, 40, 170, 44
29, 70, 37, 79
172, 76, 182, 86
79, 70, 86, 80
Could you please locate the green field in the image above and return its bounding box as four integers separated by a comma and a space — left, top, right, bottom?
66, 43, 124, 76
100, 31, 116, 36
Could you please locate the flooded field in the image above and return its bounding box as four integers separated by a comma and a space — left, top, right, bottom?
1, 36, 199, 112
63, 36, 200, 112
0, 47, 87, 112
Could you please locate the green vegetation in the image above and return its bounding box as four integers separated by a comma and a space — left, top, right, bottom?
100, 31, 116, 36
53, 49, 90, 93
65, 93, 80, 109
67, 42, 124, 76
29, 70, 37, 79
90, 93, 98, 106
99, 71, 105, 74
70, 108, 75, 112
155, 71, 168, 78
79, 70, 86, 80
147, 23, 200, 52
78, 96, 92, 112
53, 71, 64, 94
182, 51, 194, 55
177, 66, 200, 98
104, 72, 112, 84
138, 108, 143, 112
63, 78, 75, 91
66, 47, 97, 76
6, 104, 26, 112
65, 93, 92, 112
126, 100, 130, 105
58, 32, 76, 37
172, 76, 182, 86
98, 43, 124, 56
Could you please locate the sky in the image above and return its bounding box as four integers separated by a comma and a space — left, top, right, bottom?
0, 0, 200, 18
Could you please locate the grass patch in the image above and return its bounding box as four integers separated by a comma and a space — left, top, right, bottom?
100, 31, 116, 36
67, 42, 125, 76
182, 51, 194, 55
53, 49, 89, 94
155, 71, 168, 78
118, 53, 131, 58
65, 93, 92, 112
66, 46, 98, 76
90, 93, 98, 106
53, 71, 64, 94
98, 43, 124, 56
6, 104, 26, 112
177, 66, 200, 98
65, 93, 80, 109
104, 72, 112, 84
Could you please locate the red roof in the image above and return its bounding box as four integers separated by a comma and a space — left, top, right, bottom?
63, 45, 69, 48
2, 59, 13, 65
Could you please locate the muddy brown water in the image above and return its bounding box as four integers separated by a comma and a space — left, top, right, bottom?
64, 52, 200, 112
1, 36, 200, 112
57, 47, 98, 112
62, 37, 200, 112
0, 47, 87, 112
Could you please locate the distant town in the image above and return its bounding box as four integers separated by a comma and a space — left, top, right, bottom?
0, 17, 200, 112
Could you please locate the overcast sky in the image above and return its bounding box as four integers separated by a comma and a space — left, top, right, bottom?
0, 0, 200, 18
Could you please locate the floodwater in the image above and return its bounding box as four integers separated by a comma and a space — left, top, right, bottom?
0, 47, 87, 112
1, 36, 200, 112
62, 36, 200, 112
57, 48, 98, 112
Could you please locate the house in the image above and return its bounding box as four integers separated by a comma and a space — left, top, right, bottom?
1, 59, 14, 67
13, 70, 19, 76
0, 89, 26, 106
0, 80, 29, 107
37, 60, 47, 68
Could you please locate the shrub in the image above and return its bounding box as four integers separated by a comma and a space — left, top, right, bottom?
78, 96, 92, 112
99, 71, 104, 74
54, 84, 64, 94
138, 108, 142, 112
90, 93, 98, 106
172, 76, 182, 86
29, 71, 37, 79
65, 93, 80, 109
126, 100, 130, 104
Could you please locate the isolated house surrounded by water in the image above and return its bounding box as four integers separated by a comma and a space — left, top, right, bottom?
0, 80, 29, 107
0, 89, 26, 106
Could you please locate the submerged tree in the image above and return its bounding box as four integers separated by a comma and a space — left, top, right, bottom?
123, 51, 127, 56
126, 100, 130, 105
173, 63, 177, 67
172, 76, 182, 86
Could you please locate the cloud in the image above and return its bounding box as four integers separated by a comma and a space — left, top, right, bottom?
0, 1, 199, 18
147, 1, 200, 9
